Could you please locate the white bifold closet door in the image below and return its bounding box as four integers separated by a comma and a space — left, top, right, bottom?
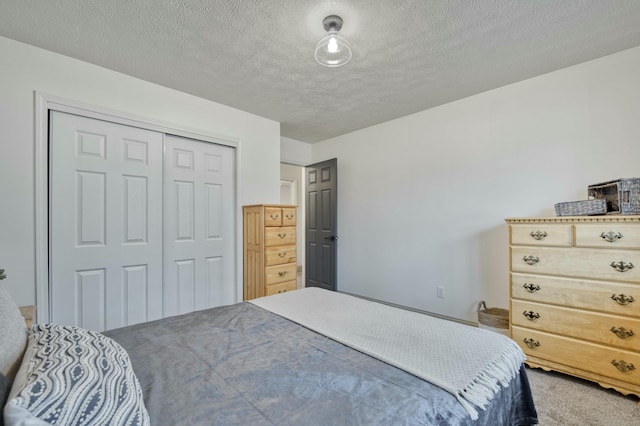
50, 111, 235, 331
163, 134, 235, 316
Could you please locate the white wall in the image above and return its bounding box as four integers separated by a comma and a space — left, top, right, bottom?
0, 36, 281, 306
312, 46, 640, 323
281, 136, 312, 165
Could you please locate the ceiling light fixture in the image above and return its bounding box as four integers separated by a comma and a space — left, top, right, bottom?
315, 15, 352, 68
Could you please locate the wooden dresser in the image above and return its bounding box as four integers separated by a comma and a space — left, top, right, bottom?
19, 305, 36, 329
243, 204, 298, 300
506, 216, 640, 401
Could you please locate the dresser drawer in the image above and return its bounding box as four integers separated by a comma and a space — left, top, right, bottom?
511, 246, 640, 282
282, 207, 296, 226
510, 224, 572, 247
574, 224, 640, 249
264, 207, 284, 226
265, 226, 296, 246
265, 263, 297, 285
265, 280, 297, 296
511, 300, 640, 350
264, 206, 297, 227
265, 245, 296, 266
512, 273, 640, 317
512, 326, 640, 386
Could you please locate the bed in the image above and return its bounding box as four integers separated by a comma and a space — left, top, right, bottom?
2, 286, 538, 425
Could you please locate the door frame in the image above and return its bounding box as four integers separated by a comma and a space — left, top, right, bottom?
35, 92, 241, 322
280, 163, 306, 288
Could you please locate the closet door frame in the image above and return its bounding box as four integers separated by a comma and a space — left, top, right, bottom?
35, 92, 241, 323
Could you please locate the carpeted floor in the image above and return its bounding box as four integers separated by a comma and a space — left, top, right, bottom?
525, 366, 640, 425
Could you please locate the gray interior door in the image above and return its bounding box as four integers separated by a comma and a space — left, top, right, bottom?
305, 158, 337, 291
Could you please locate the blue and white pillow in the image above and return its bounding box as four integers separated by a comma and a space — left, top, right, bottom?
5, 324, 150, 426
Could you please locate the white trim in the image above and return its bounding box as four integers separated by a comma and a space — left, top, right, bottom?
35, 92, 243, 322
280, 158, 309, 167
234, 142, 244, 303
34, 93, 50, 322
339, 291, 477, 327
36, 93, 240, 147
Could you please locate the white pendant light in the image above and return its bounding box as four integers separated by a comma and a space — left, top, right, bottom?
315, 15, 352, 68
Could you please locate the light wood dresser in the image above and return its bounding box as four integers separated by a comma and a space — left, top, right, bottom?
506, 216, 640, 402
244, 204, 298, 301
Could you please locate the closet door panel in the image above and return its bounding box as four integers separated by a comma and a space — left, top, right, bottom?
163, 135, 235, 317
50, 111, 164, 331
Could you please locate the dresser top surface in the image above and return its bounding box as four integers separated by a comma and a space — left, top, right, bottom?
506, 216, 640, 224
243, 204, 298, 209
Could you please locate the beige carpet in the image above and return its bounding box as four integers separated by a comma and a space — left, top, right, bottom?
526, 367, 640, 425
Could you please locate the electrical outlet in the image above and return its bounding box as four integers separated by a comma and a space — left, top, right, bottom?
437, 286, 445, 298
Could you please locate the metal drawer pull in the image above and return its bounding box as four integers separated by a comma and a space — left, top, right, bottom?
270, 214, 280, 219
611, 360, 635, 373
522, 311, 540, 320
278, 252, 287, 257
523, 283, 541, 293
530, 231, 548, 240
611, 326, 635, 340
523, 338, 540, 349
278, 289, 288, 293
523, 256, 540, 265
278, 271, 288, 277
285, 214, 294, 219
278, 233, 287, 238
601, 231, 623, 243
611, 294, 635, 305
610, 261, 634, 272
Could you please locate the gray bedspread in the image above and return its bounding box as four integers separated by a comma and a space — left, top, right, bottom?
105, 302, 538, 425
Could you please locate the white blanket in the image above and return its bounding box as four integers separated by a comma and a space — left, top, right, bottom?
250, 288, 525, 420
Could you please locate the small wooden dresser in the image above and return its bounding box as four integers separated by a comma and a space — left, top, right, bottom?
506, 216, 640, 401
244, 204, 298, 300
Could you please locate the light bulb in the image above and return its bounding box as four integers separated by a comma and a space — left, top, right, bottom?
327, 36, 338, 53
314, 15, 352, 67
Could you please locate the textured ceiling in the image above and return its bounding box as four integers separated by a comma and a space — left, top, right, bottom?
2, 1, 640, 143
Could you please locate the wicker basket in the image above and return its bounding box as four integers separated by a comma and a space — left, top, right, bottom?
588, 178, 640, 215
554, 199, 607, 216
477, 301, 509, 335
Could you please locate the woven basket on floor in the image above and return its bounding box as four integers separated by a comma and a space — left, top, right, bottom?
477, 301, 509, 330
